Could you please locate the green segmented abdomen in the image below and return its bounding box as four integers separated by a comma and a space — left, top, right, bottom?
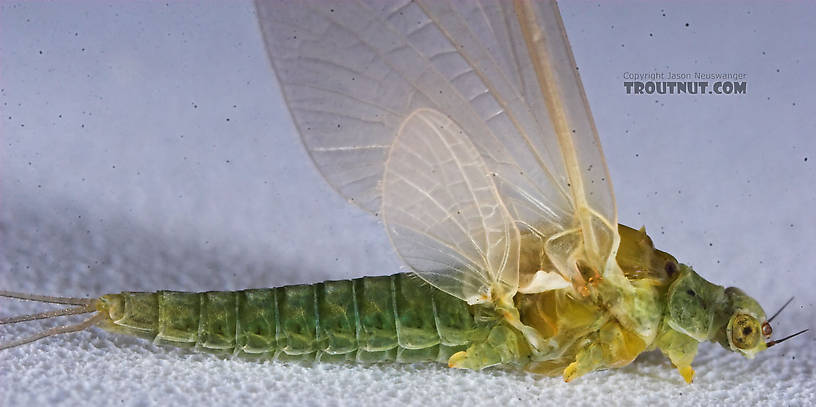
99, 274, 486, 363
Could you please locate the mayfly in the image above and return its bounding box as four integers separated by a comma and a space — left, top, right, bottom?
0, 0, 807, 383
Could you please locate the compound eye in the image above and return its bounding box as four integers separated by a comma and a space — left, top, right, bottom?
761, 321, 772, 337
730, 314, 760, 349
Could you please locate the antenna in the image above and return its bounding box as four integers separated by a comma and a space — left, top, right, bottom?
767, 297, 794, 323
766, 329, 809, 348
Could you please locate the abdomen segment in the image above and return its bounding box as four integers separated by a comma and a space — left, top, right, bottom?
98, 273, 484, 363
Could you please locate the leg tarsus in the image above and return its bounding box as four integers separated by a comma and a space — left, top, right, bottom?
677, 364, 695, 384
448, 324, 526, 370
562, 342, 603, 382
655, 328, 699, 384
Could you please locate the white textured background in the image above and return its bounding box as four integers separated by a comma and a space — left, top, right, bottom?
1, 1, 814, 406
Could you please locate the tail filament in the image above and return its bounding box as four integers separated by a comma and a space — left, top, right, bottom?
0, 290, 100, 351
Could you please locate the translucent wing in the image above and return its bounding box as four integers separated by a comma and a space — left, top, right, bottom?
383, 108, 519, 303
256, 0, 620, 301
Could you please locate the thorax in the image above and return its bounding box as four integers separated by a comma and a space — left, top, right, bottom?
514, 225, 679, 370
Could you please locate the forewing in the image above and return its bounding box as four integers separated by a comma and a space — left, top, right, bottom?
511, 0, 619, 277
256, 0, 621, 297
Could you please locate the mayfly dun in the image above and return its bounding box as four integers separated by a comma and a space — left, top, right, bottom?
0, 0, 807, 384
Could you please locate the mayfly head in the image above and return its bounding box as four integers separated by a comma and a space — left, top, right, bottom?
719, 290, 807, 358
715, 287, 768, 358
664, 266, 806, 360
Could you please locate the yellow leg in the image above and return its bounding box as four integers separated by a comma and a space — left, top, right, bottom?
677, 365, 695, 384
562, 321, 647, 382
655, 328, 699, 384
563, 342, 603, 382
448, 324, 527, 370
